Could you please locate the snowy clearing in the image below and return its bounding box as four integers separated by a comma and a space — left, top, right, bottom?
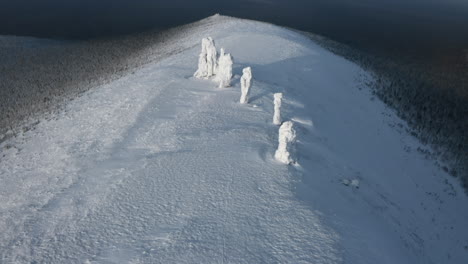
1, 15, 467, 263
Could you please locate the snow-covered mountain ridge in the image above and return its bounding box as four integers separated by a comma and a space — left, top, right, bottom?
1, 15, 467, 263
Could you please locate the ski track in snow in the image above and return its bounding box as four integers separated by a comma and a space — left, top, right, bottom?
1, 15, 467, 263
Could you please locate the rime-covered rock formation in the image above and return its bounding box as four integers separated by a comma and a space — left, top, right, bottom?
273, 93, 283, 125
275, 121, 296, 164
216, 52, 233, 88
240, 67, 252, 104
194, 37, 217, 79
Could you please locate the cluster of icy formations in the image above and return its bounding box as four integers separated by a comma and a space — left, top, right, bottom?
194, 37, 296, 165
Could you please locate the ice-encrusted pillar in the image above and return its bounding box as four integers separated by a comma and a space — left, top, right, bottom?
275, 121, 296, 164
217, 52, 233, 88
273, 93, 283, 125
194, 37, 217, 79
240, 67, 253, 104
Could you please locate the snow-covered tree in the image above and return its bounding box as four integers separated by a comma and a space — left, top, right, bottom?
216, 52, 233, 88
273, 93, 283, 125
240, 67, 253, 104
194, 37, 217, 79
275, 121, 296, 164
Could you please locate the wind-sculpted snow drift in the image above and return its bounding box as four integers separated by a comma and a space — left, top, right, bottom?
0, 15, 467, 264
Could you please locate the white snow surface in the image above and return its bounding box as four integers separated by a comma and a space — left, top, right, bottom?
1, 15, 467, 263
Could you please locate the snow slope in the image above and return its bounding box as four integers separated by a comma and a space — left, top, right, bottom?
1, 15, 467, 263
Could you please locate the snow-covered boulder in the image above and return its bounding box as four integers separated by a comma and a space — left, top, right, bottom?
194, 37, 218, 79
216, 52, 233, 88
240, 67, 253, 104
273, 93, 283, 125
275, 121, 296, 164
341, 179, 360, 189
351, 179, 360, 188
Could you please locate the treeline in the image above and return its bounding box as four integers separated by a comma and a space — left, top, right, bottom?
306, 32, 468, 192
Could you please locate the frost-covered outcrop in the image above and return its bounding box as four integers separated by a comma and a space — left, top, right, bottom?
216, 51, 233, 88
240, 67, 253, 104
194, 37, 218, 79
273, 93, 283, 125
275, 121, 296, 164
